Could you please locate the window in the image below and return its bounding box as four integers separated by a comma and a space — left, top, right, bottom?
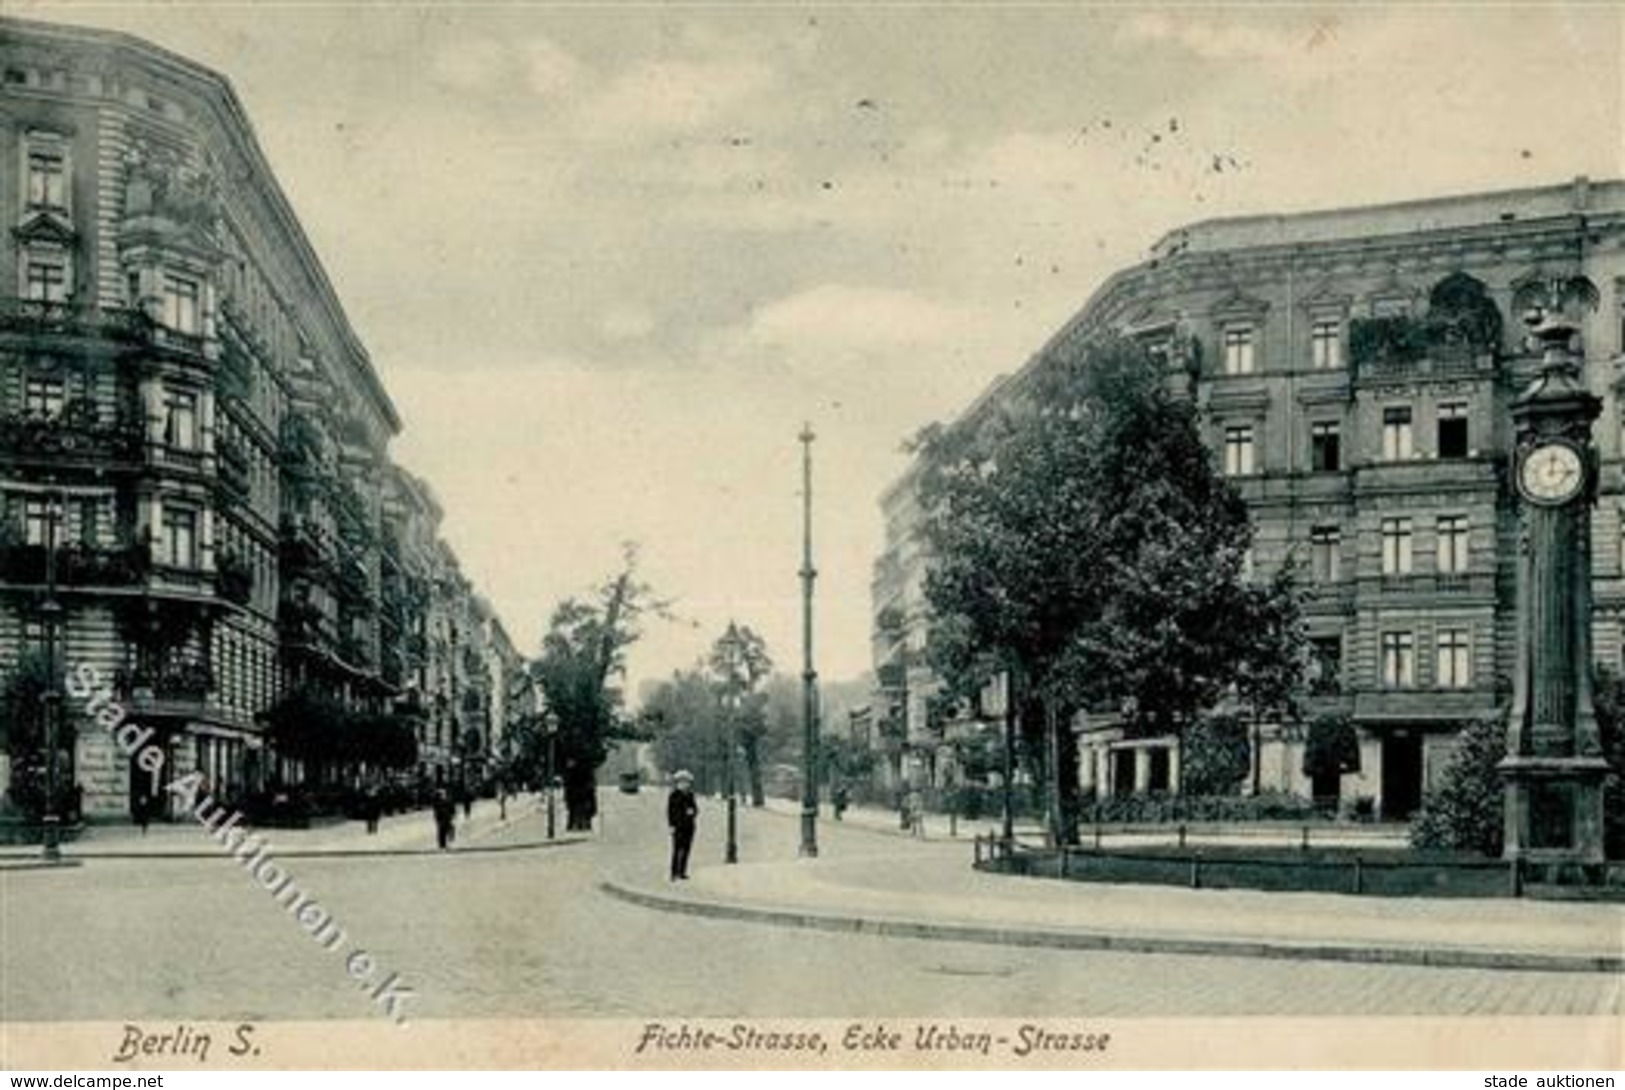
1310, 525, 1341, 583
21, 496, 57, 546
1223, 326, 1256, 375
23, 250, 69, 303
1310, 421, 1341, 472
161, 274, 202, 334
26, 146, 67, 209
1311, 319, 1341, 369
1381, 631, 1415, 688
1436, 628, 1472, 688
23, 375, 65, 419
163, 388, 199, 450
1436, 515, 1469, 574
161, 505, 198, 568
1382, 406, 1413, 461
1437, 401, 1469, 459
1309, 636, 1342, 693
72, 496, 99, 546
1381, 517, 1413, 575
1223, 424, 1255, 476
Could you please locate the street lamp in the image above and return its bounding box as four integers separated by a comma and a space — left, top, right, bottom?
798, 423, 819, 859
544, 710, 558, 841
39, 488, 64, 863
717, 620, 745, 865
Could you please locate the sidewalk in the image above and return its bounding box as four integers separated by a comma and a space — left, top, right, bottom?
605, 803, 1625, 974
0, 793, 569, 861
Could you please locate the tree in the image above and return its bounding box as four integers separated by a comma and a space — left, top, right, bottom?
1410, 713, 1505, 857
644, 668, 726, 794
1180, 713, 1251, 797
708, 622, 773, 806
2, 652, 56, 817
916, 333, 1306, 844
532, 546, 664, 830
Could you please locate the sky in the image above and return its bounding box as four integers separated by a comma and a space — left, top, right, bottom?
13, 2, 1623, 695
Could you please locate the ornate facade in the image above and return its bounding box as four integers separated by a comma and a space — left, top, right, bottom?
875, 176, 1625, 819
0, 17, 517, 821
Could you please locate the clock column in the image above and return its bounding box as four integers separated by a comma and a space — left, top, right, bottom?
1502, 299, 1610, 877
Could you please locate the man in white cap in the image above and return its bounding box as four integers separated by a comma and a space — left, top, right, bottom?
667, 770, 698, 880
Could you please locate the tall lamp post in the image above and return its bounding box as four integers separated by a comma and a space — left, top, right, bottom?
798, 423, 819, 858
39, 490, 64, 863
717, 620, 744, 865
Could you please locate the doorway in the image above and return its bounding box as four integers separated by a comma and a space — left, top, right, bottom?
1381, 731, 1423, 821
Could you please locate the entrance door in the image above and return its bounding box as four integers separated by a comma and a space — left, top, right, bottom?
1381, 731, 1423, 821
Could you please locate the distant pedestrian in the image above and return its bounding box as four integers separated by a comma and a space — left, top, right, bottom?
133, 791, 150, 835
460, 784, 473, 820
432, 788, 456, 850
363, 784, 382, 835
905, 787, 925, 839
833, 784, 849, 821
667, 770, 697, 881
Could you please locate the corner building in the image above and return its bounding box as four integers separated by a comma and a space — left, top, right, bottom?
881, 177, 1625, 819
0, 18, 514, 819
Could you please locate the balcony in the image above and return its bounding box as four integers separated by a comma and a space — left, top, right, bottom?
1349, 315, 1498, 384
215, 554, 254, 605
216, 443, 252, 502
117, 660, 214, 702
0, 406, 145, 465
0, 542, 150, 588
278, 597, 328, 646
0, 299, 147, 344
151, 444, 206, 475
280, 516, 331, 573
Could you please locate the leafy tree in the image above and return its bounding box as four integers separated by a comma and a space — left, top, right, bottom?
1180, 713, 1251, 797
1302, 712, 1361, 792
1590, 670, 1625, 859
1410, 712, 1504, 857
266, 686, 348, 769
644, 668, 726, 795
915, 333, 1306, 843
532, 547, 664, 830
709, 622, 773, 805
2, 652, 59, 817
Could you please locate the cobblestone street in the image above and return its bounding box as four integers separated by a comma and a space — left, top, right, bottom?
2, 793, 1618, 1022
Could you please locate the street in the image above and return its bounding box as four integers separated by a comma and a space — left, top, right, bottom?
1, 792, 1618, 1022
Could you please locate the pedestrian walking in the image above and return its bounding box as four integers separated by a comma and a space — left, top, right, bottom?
667, 770, 697, 881
905, 786, 925, 839
459, 784, 473, 820
133, 791, 149, 835
432, 788, 456, 850
364, 783, 382, 835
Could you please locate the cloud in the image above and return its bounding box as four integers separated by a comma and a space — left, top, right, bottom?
1116, 11, 1329, 61
576, 57, 778, 138
741, 285, 983, 353
429, 34, 584, 97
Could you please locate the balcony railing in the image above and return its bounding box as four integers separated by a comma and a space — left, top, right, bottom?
0, 299, 148, 343
216, 557, 254, 605
0, 409, 145, 463
0, 542, 150, 587
117, 661, 214, 701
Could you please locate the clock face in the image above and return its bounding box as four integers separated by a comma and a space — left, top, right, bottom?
1519, 442, 1585, 504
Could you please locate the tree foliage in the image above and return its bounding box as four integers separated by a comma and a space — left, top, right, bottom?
709, 622, 773, 805
1180, 713, 1251, 797
914, 334, 1306, 839
531, 545, 664, 830
1410, 712, 1505, 857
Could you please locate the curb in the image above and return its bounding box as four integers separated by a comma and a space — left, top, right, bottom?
0, 835, 589, 863
0, 858, 84, 872
598, 879, 1625, 975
